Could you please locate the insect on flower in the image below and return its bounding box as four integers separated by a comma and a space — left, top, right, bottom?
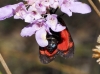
39, 17, 74, 64
0, 0, 91, 64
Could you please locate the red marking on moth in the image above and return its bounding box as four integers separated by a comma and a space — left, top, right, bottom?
40, 50, 45, 55
57, 29, 69, 51
69, 42, 73, 48
39, 49, 58, 57
45, 49, 58, 57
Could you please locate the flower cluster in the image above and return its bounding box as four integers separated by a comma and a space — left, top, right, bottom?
92, 35, 100, 64
0, 0, 91, 47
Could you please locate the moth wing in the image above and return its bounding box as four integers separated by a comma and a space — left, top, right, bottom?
39, 47, 58, 64
57, 17, 74, 58
57, 28, 74, 59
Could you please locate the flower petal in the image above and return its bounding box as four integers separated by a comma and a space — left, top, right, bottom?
14, 3, 27, 20
51, 24, 66, 32
45, 24, 52, 35
35, 2, 46, 14
35, 27, 48, 47
20, 24, 40, 37
70, 2, 91, 14
61, 5, 72, 16
46, 14, 58, 28
0, 2, 23, 20
24, 13, 35, 23
50, 0, 58, 9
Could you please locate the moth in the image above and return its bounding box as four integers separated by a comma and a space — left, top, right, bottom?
39, 17, 74, 64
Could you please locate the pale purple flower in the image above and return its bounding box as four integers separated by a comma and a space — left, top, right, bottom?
28, 4, 37, 12
20, 23, 40, 37
21, 19, 44, 37
41, 0, 50, 8
49, 0, 59, 9
35, 26, 48, 47
14, 3, 42, 23
14, 4, 28, 20
21, 16, 66, 47
35, 1, 46, 14
46, 14, 58, 27
0, 2, 42, 23
24, 13, 35, 23
0, 2, 23, 20
24, 12, 42, 23
28, 1, 46, 14
0, 0, 91, 47
59, 0, 91, 16
21, 19, 48, 47
46, 14, 66, 32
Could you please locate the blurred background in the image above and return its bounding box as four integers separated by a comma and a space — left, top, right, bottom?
0, 0, 100, 74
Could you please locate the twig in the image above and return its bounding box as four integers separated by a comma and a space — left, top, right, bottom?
0, 53, 12, 74
88, 0, 100, 17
